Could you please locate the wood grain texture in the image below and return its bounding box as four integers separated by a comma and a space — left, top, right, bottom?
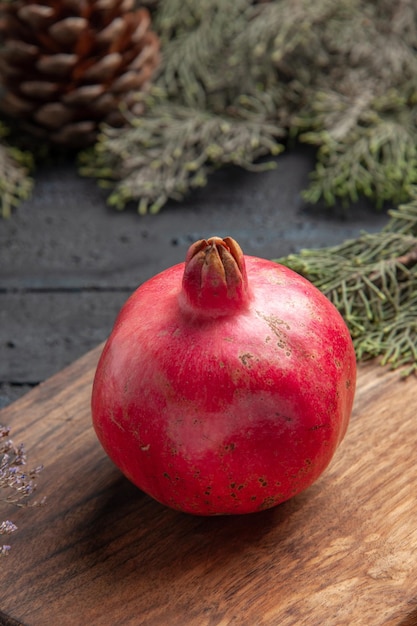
0, 347, 417, 626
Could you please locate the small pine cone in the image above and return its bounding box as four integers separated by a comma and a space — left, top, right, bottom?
0, 0, 160, 147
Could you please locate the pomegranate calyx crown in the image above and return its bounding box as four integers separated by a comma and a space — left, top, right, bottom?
180, 236, 250, 317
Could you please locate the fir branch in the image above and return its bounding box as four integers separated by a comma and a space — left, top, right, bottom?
0, 123, 33, 218
79, 100, 284, 214
81, 0, 343, 211
154, 0, 356, 118
1, 0, 417, 214
83, 0, 417, 213
277, 191, 417, 374
155, 0, 280, 111
155, 0, 257, 44
299, 89, 417, 208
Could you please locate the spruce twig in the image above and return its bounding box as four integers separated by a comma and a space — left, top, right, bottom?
0, 0, 417, 214
80, 0, 417, 214
79, 98, 284, 214
277, 191, 417, 375
80, 0, 357, 212
0, 123, 33, 218
299, 89, 417, 208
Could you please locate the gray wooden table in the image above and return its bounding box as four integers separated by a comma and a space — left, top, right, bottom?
0, 147, 388, 408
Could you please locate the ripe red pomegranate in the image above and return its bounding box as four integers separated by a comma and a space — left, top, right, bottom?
91, 236, 356, 515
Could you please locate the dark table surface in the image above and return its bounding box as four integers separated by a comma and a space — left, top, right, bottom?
0, 146, 389, 408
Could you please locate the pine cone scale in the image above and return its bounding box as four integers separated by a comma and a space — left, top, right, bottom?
1, 91, 34, 115
97, 16, 125, 45
49, 17, 89, 46
96, 0, 123, 10
34, 102, 74, 127
20, 81, 60, 98
131, 8, 150, 43
128, 34, 158, 70
90, 92, 118, 115
52, 120, 96, 144
62, 84, 106, 105
111, 69, 144, 92
37, 53, 78, 74
1, 40, 39, 64
17, 4, 55, 28
82, 52, 123, 81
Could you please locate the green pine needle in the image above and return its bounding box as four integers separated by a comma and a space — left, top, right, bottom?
277, 190, 417, 374
0, 124, 33, 218
79, 101, 284, 214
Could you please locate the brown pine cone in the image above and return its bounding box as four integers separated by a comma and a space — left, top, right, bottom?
0, 0, 160, 147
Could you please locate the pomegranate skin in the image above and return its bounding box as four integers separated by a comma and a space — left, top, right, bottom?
91, 247, 356, 515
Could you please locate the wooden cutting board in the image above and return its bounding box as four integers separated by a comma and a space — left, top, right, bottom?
1, 346, 417, 626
